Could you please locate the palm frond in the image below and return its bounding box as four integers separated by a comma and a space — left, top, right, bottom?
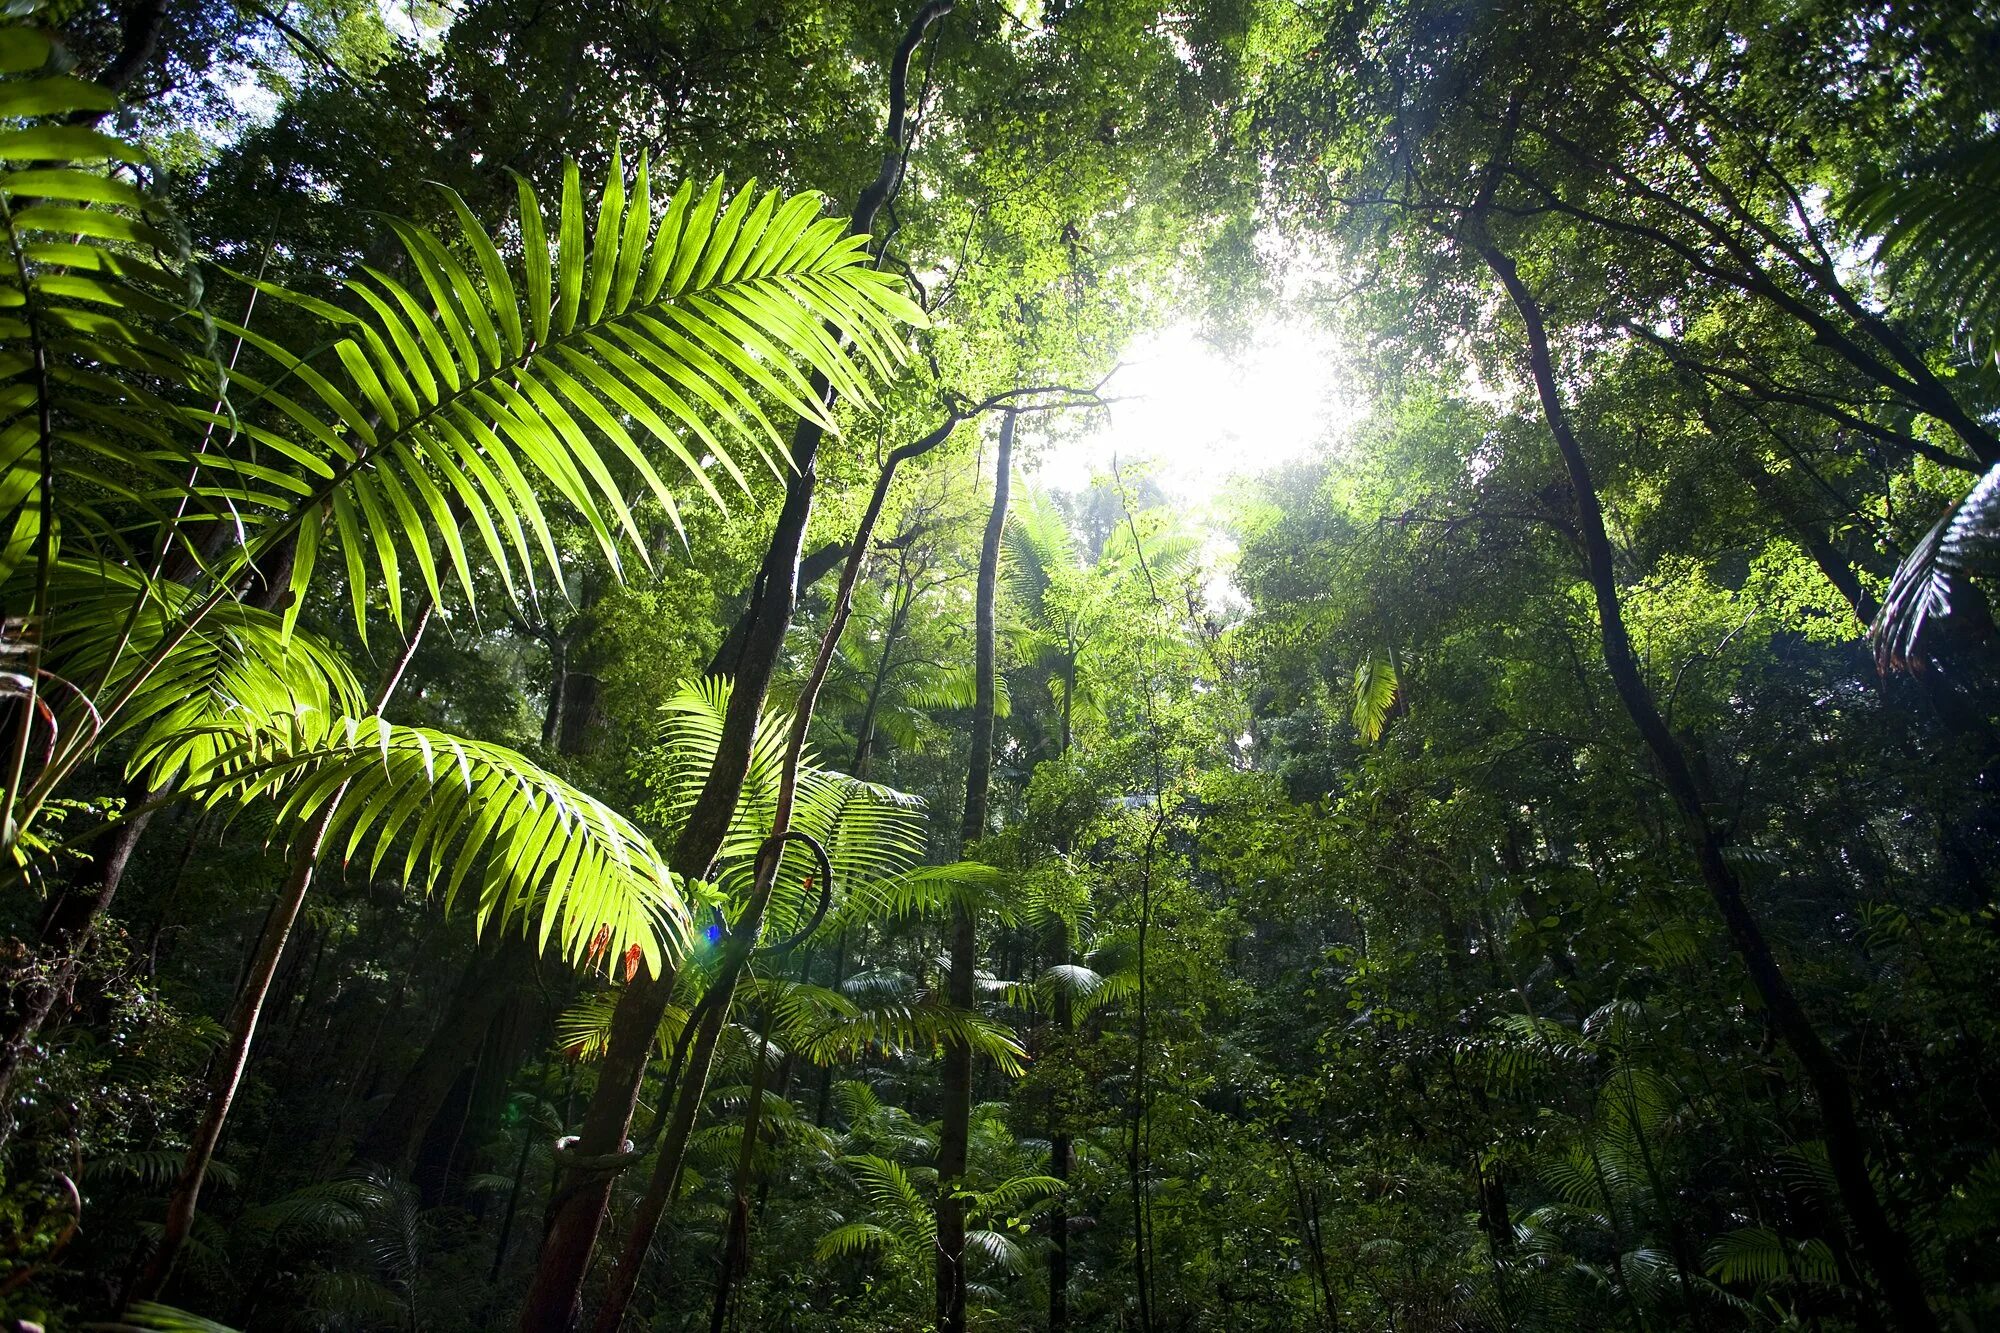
1845, 131, 2000, 363
39, 558, 366, 789
1704, 1226, 1841, 1287
207, 150, 926, 635
649, 677, 927, 938
813, 1220, 901, 1264
0, 22, 217, 585
973, 1173, 1065, 1218
843, 860, 1004, 924
98, 1304, 242, 1333
1351, 650, 1398, 743
1002, 492, 1079, 628
963, 1227, 1033, 1275
909, 661, 1011, 717
843, 1153, 934, 1235
1872, 459, 2000, 668
198, 717, 686, 973
799, 999, 1027, 1075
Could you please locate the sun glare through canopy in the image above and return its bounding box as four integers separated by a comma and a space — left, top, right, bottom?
1029, 319, 1361, 497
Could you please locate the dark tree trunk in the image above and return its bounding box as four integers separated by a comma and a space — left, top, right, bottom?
354, 938, 521, 1174
939, 409, 1012, 1333
1472, 229, 1938, 1333
710, 1025, 774, 1333
519, 16, 954, 1320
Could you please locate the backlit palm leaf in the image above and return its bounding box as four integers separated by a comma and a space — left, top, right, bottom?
103, 1305, 242, 1333
197, 717, 686, 973
1872, 459, 2000, 668
206, 148, 927, 636
1844, 131, 2000, 364
0, 24, 217, 585
649, 677, 928, 940
37, 558, 366, 789
1351, 650, 1399, 743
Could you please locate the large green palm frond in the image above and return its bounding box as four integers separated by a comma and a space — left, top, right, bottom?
206, 148, 927, 637
0, 22, 218, 585
102, 1305, 243, 1333
812, 1219, 903, 1264
1002, 491, 1079, 632
39, 558, 366, 789
1846, 134, 2000, 669
843, 1153, 935, 1236
797, 995, 1027, 1075
1351, 649, 1398, 743
198, 716, 685, 973
907, 660, 1010, 717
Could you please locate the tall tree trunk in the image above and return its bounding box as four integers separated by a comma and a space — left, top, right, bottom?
850, 556, 913, 781
939, 409, 1012, 1333
709, 1024, 774, 1333
586, 404, 970, 1333
1471, 229, 1938, 1333
521, 17, 956, 1319
129, 602, 434, 1303
1048, 959, 1073, 1333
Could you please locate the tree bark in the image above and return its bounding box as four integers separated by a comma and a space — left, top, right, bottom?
586, 399, 970, 1333
1471, 228, 1938, 1333
939, 409, 1012, 1333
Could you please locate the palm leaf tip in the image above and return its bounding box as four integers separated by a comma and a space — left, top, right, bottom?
1351, 650, 1398, 742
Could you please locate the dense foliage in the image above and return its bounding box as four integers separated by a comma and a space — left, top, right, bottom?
1, 0, 1995, 1330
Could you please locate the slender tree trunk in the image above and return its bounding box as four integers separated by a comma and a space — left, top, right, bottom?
1472, 229, 1938, 1333
850, 560, 913, 782
521, 542, 864, 1331
132, 796, 340, 1301
587, 395, 970, 1333
1048, 964, 1073, 1333
522, 14, 955, 1321
939, 409, 1012, 1333
492, 1100, 539, 1283
710, 1024, 774, 1333
129, 602, 434, 1303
